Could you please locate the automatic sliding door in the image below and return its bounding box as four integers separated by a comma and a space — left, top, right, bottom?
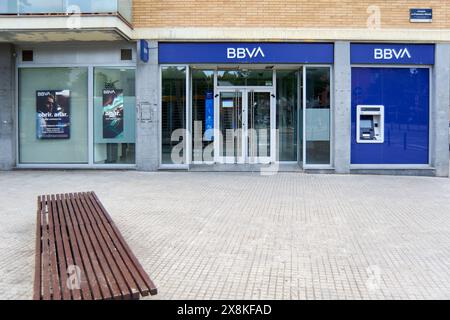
248, 91, 271, 163
218, 91, 243, 163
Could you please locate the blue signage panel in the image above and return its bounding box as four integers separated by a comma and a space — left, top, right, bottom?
204, 91, 214, 141
351, 67, 430, 165
351, 43, 435, 65
410, 9, 432, 23
140, 39, 149, 63
159, 42, 334, 64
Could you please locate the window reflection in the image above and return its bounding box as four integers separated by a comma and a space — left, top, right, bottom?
276, 69, 300, 161
305, 67, 331, 165
192, 70, 214, 162
217, 70, 273, 86
93, 68, 136, 164
161, 66, 186, 164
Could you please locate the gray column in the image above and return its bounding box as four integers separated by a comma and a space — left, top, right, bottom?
333, 41, 351, 173
136, 40, 160, 171
431, 43, 450, 177
0, 44, 15, 171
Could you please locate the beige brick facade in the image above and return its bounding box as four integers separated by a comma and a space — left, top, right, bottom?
133, 0, 450, 29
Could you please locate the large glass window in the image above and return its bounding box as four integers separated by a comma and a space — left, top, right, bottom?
192, 69, 214, 162
276, 69, 301, 161
94, 68, 136, 164
19, 67, 88, 163
305, 67, 331, 165
161, 66, 186, 164
217, 70, 273, 86
13, 0, 118, 14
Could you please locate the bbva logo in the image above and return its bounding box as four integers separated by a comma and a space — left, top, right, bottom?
374, 48, 412, 60
227, 47, 265, 59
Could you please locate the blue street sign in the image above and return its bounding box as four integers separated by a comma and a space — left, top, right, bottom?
410, 9, 432, 23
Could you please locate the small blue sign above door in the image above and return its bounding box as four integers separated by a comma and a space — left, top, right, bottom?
159, 42, 334, 64
351, 43, 435, 65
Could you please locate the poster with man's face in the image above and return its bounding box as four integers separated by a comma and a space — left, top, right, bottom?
36, 90, 71, 139
102, 89, 124, 139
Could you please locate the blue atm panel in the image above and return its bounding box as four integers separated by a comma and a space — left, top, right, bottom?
351, 67, 430, 164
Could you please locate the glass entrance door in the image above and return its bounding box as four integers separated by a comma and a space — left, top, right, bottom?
217, 91, 244, 163
247, 91, 272, 164
215, 89, 274, 164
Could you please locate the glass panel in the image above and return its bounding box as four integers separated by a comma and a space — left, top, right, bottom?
117, 0, 133, 22
8, 1, 125, 16
219, 92, 242, 159
19, 67, 88, 163
162, 66, 186, 164
192, 70, 214, 162
93, 68, 135, 164
18, 0, 64, 14
0, 1, 18, 14
248, 92, 271, 158
276, 69, 300, 161
217, 70, 273, 86
68, 0, 117, 13
305, 67, 331, 165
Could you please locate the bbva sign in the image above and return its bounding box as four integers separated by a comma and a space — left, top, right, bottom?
227, 47, 265, 59
374, 48, 412, 60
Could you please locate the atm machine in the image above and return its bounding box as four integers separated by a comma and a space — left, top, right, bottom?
356, 105, 384, 143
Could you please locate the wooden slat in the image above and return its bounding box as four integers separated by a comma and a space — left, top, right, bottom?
85, 192, 147, 297
81, 192, 141, 299
46, 195, 62, 300
67, 193, 112, 299
41, 197, 51, 300
33, 196, 43, 300
71, 193, 121, 299
76, 192, 134, 300
49, 194, 71, 300
90, 192, 158, 296
64, 194, 100, 299
59, 194, 89, 300
55, 194, 80, 300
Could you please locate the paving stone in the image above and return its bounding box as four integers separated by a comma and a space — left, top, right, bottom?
0, 170, 450, 300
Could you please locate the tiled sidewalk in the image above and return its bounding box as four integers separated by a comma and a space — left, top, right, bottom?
1, 170, 450, 300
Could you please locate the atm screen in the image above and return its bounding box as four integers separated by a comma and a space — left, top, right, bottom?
360, 119, 373, 129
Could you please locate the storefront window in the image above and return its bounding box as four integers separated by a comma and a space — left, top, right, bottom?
305, 67, 331, 165
218, 70, 273, 86
19, 67, 88, 164
162, 66, 186, 164
94, 68, 136, 164
192, 69, 214, 162
276, 69, 300, 161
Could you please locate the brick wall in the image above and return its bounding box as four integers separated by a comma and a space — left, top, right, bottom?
133, 1, 450, 29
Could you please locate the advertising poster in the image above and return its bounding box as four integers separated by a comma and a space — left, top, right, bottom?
36, 90, 71, 139
102, 89, 124, 139
204, 91, 214, 141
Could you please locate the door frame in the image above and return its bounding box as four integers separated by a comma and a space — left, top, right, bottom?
214, 87, 275, 164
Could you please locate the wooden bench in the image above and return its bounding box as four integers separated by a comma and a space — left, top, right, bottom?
33, 191, 158, 300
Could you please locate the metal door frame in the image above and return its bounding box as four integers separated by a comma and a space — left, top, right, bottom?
214, 87, 275, 164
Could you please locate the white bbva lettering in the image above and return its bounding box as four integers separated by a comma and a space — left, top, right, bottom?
237, 48, 246, 58
402, 48, 412, 58
374, 48, 383, 59
227, 48, 236, 59
374, 48, 412, 60
227, 47, 265, 59
384, 49, 393, 59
